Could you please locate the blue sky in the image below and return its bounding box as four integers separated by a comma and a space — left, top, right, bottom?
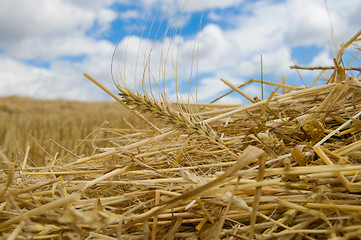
0, 0, 360, 103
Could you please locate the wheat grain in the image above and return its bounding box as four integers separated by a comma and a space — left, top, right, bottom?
117, 86, 219, 141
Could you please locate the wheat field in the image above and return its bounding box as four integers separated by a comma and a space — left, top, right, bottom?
0, 96, 146, 166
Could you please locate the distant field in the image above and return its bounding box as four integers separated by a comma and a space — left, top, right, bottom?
0, 96, 147, 166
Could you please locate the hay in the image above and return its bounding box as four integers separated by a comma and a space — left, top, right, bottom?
1, 30, 361, 239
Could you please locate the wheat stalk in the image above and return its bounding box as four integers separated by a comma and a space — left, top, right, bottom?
116, 86, 255, 164
117, 86, 218, 141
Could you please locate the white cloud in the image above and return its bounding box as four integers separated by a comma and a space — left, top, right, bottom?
7, 37, 114, 61
96, 0, 361, 103
290, 49, 335, 84
94, 8, 118, 33
0, 0, 119, 100
285, 0, 331, 47
119, 10, 140, 19
0, 1, 92, 40
0, 0, 117, 59
207, 11, 222, 22
285, 0, 361, 50
178, 0, 244, 12
138, 0, 244, 13
112, 35, 178, 88
129, 0, 245, 28
309, 49, 334, 66
243, 84, 262, 100
195, 24, 233, 71
68, 0, 129, 10
0, 56, 103, 101
0, 0, 360, 103
230, 47, 293, 79
216, 95, 243, 105
196, 77, 230, 102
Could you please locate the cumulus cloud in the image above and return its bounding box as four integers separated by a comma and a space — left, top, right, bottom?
138, 0, 244, 15
0, 0, 360, 103
0, 1, 92, 44
178, 0, 244, 12
119, 10, 140, 19
309, 50, 334, 66
0, 0, 117, 59
285, 0, 331, 47
0, 56, 100, 100
0, 0, 119, 100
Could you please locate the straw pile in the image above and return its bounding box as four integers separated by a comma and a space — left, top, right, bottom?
1, 30, 361, 239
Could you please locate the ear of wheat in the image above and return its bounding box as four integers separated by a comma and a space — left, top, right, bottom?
117, 86, 221, 142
